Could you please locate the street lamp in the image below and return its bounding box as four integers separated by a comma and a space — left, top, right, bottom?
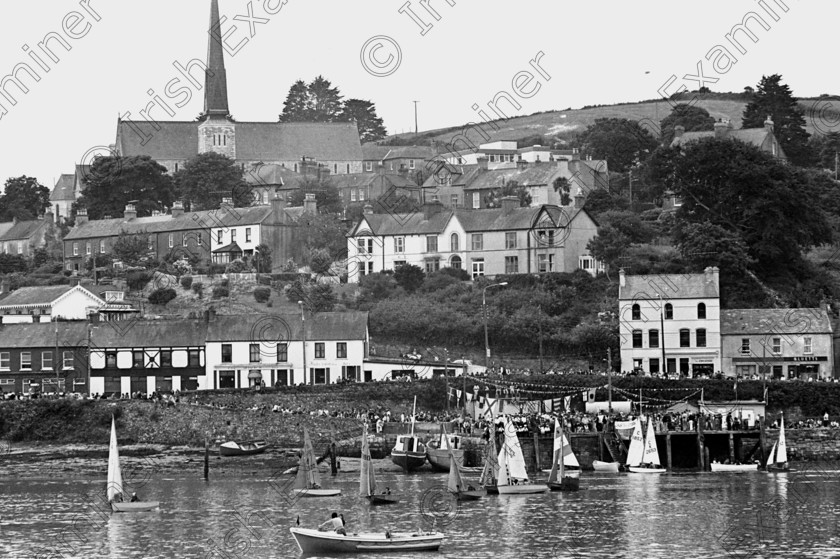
483, 282, 508, 368
298, 301, 306, 386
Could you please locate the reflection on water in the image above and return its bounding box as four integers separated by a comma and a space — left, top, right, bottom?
2, 468, 840, 558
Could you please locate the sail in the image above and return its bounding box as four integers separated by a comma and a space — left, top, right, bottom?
776, 417, 787, 464
360, 424, 374, 497
106, 416, 124, 503
447, 436, 465, 493
643, 417, 661, 466
548, 419, 561, 483
626, 418, 645, 466
294, 429, 320, 490
480, 428, 499, 486
767, 443, 777, 467
497, 444, 510, 486
503, 418, 529, 481
552, 419, 579, 468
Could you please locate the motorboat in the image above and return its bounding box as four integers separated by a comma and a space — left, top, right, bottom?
290, 527, 444, 553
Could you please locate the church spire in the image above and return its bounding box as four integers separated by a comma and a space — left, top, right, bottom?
204, 0, 230, 118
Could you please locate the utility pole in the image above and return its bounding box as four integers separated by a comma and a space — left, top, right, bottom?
298, 301, 307, 385
413, 101, 419, 134
607, 347, 613, 414
445, 347, 450, 413
538, 305, 544, 374
54, 322, 59, 395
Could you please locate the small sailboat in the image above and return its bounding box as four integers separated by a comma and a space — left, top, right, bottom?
547, 417, 579, 491
480, 418, 500, 495
765, 413, 789, 472
626, 417, 666, 474
496, 417, 548, 494
292, 428, 341, 497
390, 396, 426, 472
426, 428, 464, 472
107, 416, 159, 512
445, 425, 484, 501
361, 423, 399, 505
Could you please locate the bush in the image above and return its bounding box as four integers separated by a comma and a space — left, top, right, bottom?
148, 287, 177, 305
208, 263, 226, 276
225, 259, 248, 274
180, 275, 193, 290
212, 285, 229, 299
127, 270, 153, 291
253, 286, 271, 303
286, 280, 307, 305
221, 278, 229, 288
438, 267, 470, 281
192, 282, 204, 298
394, 264, 425, 293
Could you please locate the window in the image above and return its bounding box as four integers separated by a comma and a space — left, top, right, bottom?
188, 349, 200, 367
198, 234, 203, 246
426, 235, 438, 253
471, 259, 484, 279
168, 234, 173, 248
632, 304, 640, 321
430, 194, 439, 202
666, 358, 676, 373
183, 235, 188, 247
450, 233, 459, 252
696, 328, 706, 348
17, 242, 22, 254
680, 358, 689, 375
85, 241, 91, 255
358, 238, 373, 254
0, 352, 9, 369
350, 190, 356, 202
489, 155, 496, 162
804, 337, 813, 354
736, 365, 756, 378
313, 368, 328, 384
472, 193, 480, 209
679, 329, 690, 348
315, 343, 325, 359
505, 232, 517, 249
21, 352, 31, 370
221, 344, 232, 363
697, 303, 706, 319
231, 230, 237, 243
648, 329, 659, 349
42, 351, 52, 371
424, 259, 440, 274
277, 343, 288, 362
132, 350, 144, 368
741, 338, 751, 355
395, 237, 404, 253
538, 254, 553, 273
100, 239, 105, 253
245, 228, 252, 243
505, 256, 518, 274
649, 358, 659, 374
249, 343, 260, 363
359, 189, 365, 201
664, 303, 673, 319
450, 255, 462, 269
366, 161, 372, 172
632, 330, 643, 348
537, 230, 555, 247
771, 337, 781, 354
471, 234, 483, 251
73, 242, 79, 256
105, 351, 117, 368
337, 343, 347, 359
160, 350, 172, 368
394, 261, 406, 268
451, 194, 459, 206
217, 230, 223, 244
409, 159, 415, 169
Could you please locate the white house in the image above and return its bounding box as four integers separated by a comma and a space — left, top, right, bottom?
204, 312, 369, 389
618, 268, 722, 376
0, 284, 109, 323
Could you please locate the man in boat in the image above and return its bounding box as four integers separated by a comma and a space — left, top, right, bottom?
112, 492, 124, 503
319, 513, 346, 535
130, 492, 139, 502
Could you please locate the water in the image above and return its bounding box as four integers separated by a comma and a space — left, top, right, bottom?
2, 467, 840, 558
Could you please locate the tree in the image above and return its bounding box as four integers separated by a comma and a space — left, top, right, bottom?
340, 99, 386, 142
579, 118, 658, 173
308, 283, 337, 312
112, 231, 150, 266
253, 243, 272, 273
659, 104, 715, 145
0, 176, 50, 221
582, 189, 629, 217
75, 156, 174, 220
173, 152, 251, 211
742, 74, 812, 166
309, 248, 332, 274
289, 177, 342, 214
586, 225, 630, 281
674, 221, 754, 274
483, 180, 532, 208
810, 131, 840, 172
299, 212, 348, 259
394, 264, 424, 293
278, 80, 310, 122
278, 76, 343, 122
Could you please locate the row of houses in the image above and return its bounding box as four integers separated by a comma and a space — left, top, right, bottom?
0, 311, 465, 397
618, 268, 836, 379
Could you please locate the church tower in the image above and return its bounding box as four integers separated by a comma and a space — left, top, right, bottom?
198, 0, 236, 159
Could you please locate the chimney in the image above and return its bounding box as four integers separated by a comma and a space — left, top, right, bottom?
477, 156, 488, 171
0, 280, 8, 294
221, 197, 233, 207
714, 120, 730, 140
764, 115, 774, 133
172, 200, 184, 218
44, 209, 54, 224
363, 203, 374, 215
12, 217, 18, 226
271, 192, 287, 216
124, 203, 137, 220
516, 159, 528, 170
618, 268, 625, 288
69, 277, 82, 287
704, 266, 715, 283
75, 208, 88, 225
571, 148, 580, 161
204, 307, 217, 323
398, 164, 409, 178
422, 201, 444, 220
674, 125, 685, 139
574, 191, 586, 209
304, 193, 317, 215
710, 266, 719, 286
377, 162, 386, 176
501, 196, 518, 215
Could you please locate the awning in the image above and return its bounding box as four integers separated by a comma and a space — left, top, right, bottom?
248, 371, 263, 380
213, 242, 243, 254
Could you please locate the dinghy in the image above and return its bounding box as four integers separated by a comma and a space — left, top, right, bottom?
219, 440, 267, 456
361, 423, 399, 505
289, 527, 444, 553
445, 425, 485, 501
765, 413, 789, 472
547, 417, 579, 491
390, 396, 426, 472
711, 462, 759, 472
496, 417, 548, 494
592, 460, 621, 473
626, 417, 666, 474
291, 428, 341, 497
107, 416, 159, 513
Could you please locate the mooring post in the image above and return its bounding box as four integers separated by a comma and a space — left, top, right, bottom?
330, 442, 338, 476
533, 432, 541, 472
666, 434, 672, 471
729, 433, 735, 463
204, 438, 209, 480
697, 415, 705, 471
759, 418, 767, 464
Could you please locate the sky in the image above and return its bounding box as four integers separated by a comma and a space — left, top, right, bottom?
0, 0, 835, 190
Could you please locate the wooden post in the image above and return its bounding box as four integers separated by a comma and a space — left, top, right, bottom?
666, 434, 672, 471
729, 433, 735, 463
704, 447, 710, 471
759, 418, 767, 465
532, 432, 541, 472
204, 438, 209, 480
598, 432, 604, 461
330, 442, 338, 476
697, 414, 705, 471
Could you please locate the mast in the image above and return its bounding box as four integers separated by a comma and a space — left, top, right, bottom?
559, 416, 565, 479
410, 395, 417, 438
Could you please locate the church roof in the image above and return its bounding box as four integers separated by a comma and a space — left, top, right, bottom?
51, 174, 76, 201
204, 0, 229, 117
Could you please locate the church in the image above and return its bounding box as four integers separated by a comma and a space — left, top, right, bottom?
113, 0, 363, 178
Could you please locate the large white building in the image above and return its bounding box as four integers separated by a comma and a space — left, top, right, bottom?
618, 268, 722, 376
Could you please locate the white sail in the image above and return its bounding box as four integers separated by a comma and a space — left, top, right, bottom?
625, 418, 645, 466
767, 442, 778, 467
294, 429, 320, 490
360, 424, 374, 497
776, 417, 787, 464
502, 418, 529, 482
496, 444, 510, 486
552, 419, 579, 469
643, 417, 661, 466
106, 416, 124, 503
446, 430, 465, 493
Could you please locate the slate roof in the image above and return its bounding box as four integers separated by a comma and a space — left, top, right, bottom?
0, 285, 76, 307
116, 121, 363, 162
0, 322, 90, 348
213, 242, 242, 253
206, 312, 369, 342
64, 205, 274, 240
0, 219, 47, 242
362, 145, 434, 161
51, 174, 76, 201
721, 308, 833, 335
618, 271, 719, 300
670, 127, 786, 160
243, 164, 305, 188
0, 222, 14, 239
92, 318, 209, 348
331, 173, 419, 190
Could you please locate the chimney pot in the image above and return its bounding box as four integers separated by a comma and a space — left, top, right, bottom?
124, 203, 137, 221
303, 193, 318, 215
75, 208, 88, 226
501, 196, 518, 214
172, 200, 185, 218
221, 197, 233, 207
477, 156, 489, 171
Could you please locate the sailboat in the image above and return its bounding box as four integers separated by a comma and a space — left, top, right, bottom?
292, 428, 341, 497
445, 425, 485, 501
765, 413, 789, 472
360, 423, 400, 505
107, 416, 159, 512
496, 417, 548, 494
547, 417, 580, 491
626, 417, 666, 474
390, 396, 426, 472
480, 416, 500, 494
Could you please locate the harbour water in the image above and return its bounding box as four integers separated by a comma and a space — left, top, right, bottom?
2, 466, 840, 558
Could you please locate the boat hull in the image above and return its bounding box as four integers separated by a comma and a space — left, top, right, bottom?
289, 528, 444, 553
483, 484, 499, 495
711, 463, 759, 472
592, 460, 620, 473
390, 451, 426, 472
427, 448, 464, 472
368, 495, 400, 505
219, 441, 268, 457
291, 488, 342, 498
766, 464, 790, 472
111, 501, 160, 513
496, 484, 549, 495
451, 490, 485, 501
548, 477, 580, 492
628, 466, 666, 474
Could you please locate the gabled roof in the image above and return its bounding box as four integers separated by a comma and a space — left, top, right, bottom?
0, 322, 90, 348
213, 241, 242, 253
331, 173, 419, 190
0, 219, 48, 242
618, 271, 719, 300
670, 127, 786, 160
243, 164, 305, 188
206, 312, 369, 342
92, 318, 209, 348
362, 145, 433, 161
51, 174, 76, 201
721, 308, 833, 335
0, 285, 76, 307
0, 222, 14, 239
